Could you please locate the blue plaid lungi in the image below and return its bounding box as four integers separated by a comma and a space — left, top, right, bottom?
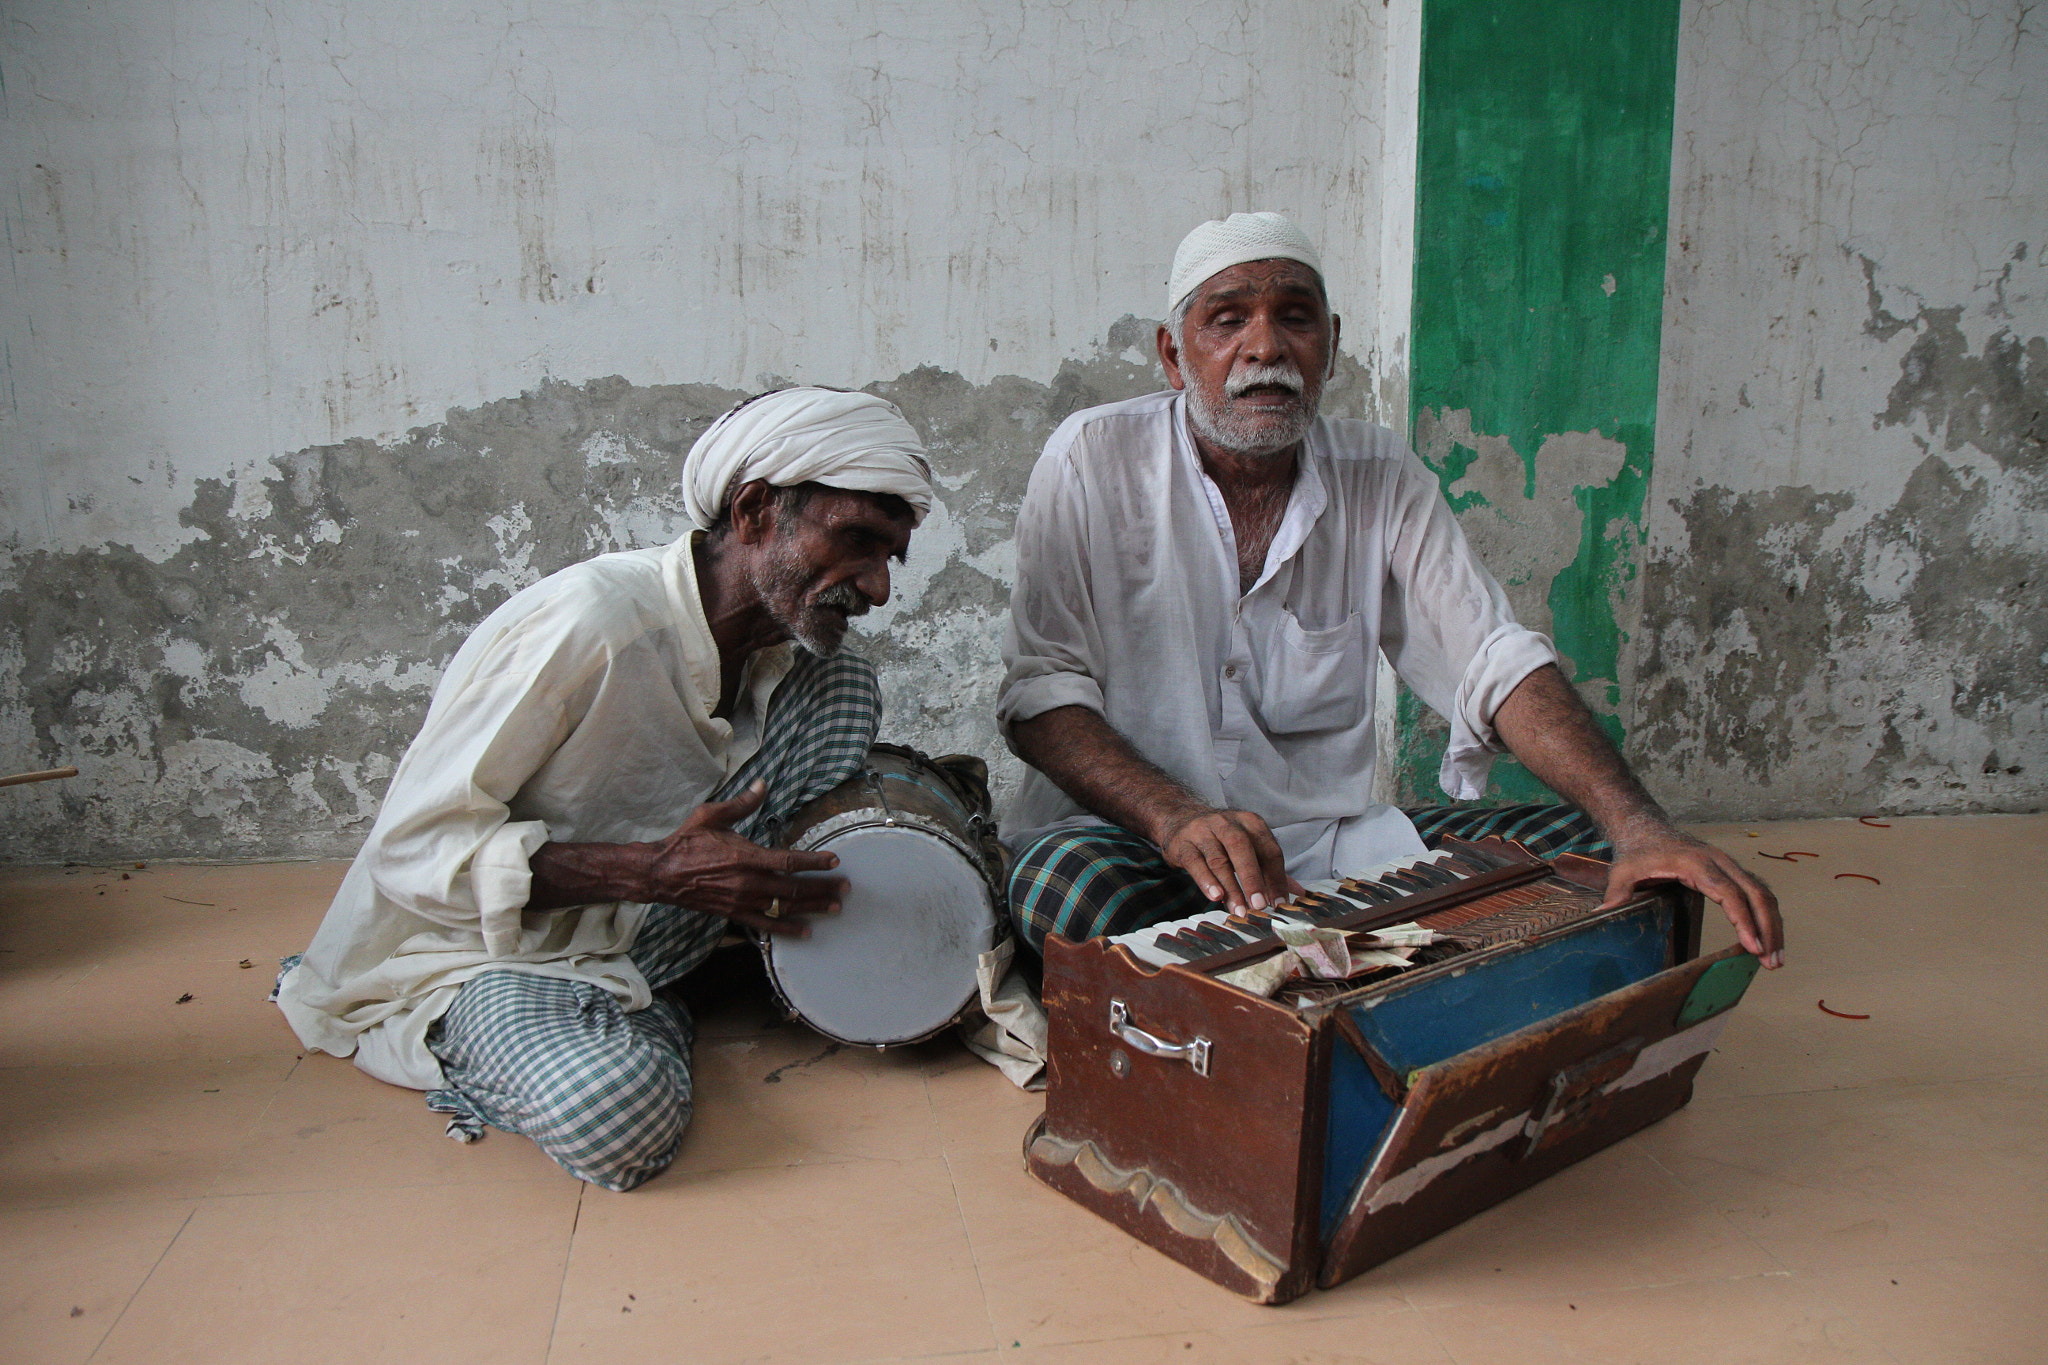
1007, 803, 1611, 954
421, 648, 881, 1192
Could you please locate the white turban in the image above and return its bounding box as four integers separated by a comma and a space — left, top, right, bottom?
1167, 211, 1324, 314
681, 388, 935, 530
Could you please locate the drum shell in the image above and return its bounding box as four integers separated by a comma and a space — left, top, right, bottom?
764, 745, 1008, 1047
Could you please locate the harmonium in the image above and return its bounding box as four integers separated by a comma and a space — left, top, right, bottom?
1023, 836, 1762, 1304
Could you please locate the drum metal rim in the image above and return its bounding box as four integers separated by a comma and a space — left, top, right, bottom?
764, 807, 1003, 1049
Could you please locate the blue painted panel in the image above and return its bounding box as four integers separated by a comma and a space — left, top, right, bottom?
1346, 906, 1671, 1078
1321, 1038, 1399, 1238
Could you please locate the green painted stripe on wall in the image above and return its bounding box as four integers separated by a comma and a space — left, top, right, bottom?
1394, 0, 1682, 805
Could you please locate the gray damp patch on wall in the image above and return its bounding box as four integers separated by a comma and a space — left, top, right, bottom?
0, 317, 1382, 862
1634, 264, 2045, 820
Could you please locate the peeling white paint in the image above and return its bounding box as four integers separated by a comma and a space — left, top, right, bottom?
0, 0, 1407, 562
1420, 409, 1630, 645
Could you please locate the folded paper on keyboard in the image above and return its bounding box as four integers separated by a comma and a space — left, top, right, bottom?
1217, 922, 1435, 998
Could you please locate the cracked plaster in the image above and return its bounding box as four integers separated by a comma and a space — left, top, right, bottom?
1635, 0, 2045, 819
0, 330, 1384, 861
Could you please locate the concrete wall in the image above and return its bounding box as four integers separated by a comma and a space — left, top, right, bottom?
2, 0, 2037, 863
0, 0, 1412, 860
1633, 0, 2045, 819
1391, 0, 1684, 807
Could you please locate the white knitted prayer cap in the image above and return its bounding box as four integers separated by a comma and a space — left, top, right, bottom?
1166, 211, 1324, 314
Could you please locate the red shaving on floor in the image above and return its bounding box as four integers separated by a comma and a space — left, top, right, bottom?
1859, 816, 1892, 828
1818, 1000, 1870, 1020
1834, 872, 1882, 884
1758, 850, 1820, 861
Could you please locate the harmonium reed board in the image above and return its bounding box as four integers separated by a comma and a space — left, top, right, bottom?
1023, 836, 1762, 1304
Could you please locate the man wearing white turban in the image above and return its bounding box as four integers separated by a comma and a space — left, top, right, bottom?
276, 387, 935, 1191
999, 213, 1783, 970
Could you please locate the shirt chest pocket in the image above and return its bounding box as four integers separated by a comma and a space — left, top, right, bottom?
1252, 610, 1371, 735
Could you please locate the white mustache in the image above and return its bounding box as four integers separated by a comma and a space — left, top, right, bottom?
1224, 364, 1305, 399
816, 583, 872, 616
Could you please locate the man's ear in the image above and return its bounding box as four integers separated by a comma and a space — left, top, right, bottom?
726, 479, 780, 545
1328, 313, 1342, 379
1156, 322, 1187, 391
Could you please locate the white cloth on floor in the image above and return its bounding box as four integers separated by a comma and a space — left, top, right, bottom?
681, 387, 935, 529
276, 535, 793, 1091
997, 391, 1558, 882
961, 938, 1048, 1091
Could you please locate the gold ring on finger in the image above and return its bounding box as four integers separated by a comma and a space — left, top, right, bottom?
766, 897, 783, 920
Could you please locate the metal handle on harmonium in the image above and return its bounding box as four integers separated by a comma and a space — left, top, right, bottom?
1108, 999, 1212, 1078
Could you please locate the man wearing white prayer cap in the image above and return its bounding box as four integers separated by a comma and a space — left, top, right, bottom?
998, 213, 1783, 968
277, 387, 935, 1190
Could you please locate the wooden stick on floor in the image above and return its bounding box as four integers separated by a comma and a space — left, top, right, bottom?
0, 766, 78, 788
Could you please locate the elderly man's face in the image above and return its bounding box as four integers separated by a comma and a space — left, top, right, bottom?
749, 486, 915, 656
1159, 260, 1339, 459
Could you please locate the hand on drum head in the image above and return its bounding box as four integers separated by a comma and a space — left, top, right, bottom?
640, 782, 848, 938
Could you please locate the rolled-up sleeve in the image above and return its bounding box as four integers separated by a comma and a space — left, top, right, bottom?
998, 438, 1108, 739
360, 595, 607, 956
1376, 451, 1559, 800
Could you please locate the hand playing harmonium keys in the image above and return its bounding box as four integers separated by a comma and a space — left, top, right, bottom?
1025, 835, 1769, 1304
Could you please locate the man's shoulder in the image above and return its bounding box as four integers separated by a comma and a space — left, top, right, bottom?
474, 544, 675, 647
1312, 417, 1409, 465
1044, 391, 1180, 460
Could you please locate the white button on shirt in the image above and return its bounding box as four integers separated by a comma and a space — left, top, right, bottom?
997, 391, 1559, 882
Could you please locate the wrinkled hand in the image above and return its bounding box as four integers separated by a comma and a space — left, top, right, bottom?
1601, 823, 1784, 968
639, 782, 847, 938
1157, 804, 1303, 915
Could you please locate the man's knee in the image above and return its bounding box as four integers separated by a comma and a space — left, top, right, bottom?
1008, 824, 1196, 951
436, 976, 696, 1191
530, 1034, 694, 1192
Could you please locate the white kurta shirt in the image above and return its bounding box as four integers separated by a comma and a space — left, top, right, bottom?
997, 391, 1558, 881
277, 535, 792, 1090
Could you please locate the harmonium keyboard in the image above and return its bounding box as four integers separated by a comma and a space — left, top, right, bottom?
1023, 836, 1763, 1304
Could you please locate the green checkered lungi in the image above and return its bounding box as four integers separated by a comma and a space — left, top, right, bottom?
1007, 803, 1611, 954
422, 648, 881, 1192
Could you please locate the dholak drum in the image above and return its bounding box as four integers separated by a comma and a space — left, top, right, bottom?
764, 744, 1007, 1047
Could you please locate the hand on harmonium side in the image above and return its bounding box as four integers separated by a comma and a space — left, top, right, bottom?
1599, 822, 1784, 969
636, 781, 849, 938
1156, 803, 1307, 916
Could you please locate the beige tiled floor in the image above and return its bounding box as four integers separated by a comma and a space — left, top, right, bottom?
2, 815, 2043, 1364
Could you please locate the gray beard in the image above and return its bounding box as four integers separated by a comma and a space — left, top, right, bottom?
1185, 364, 1323, 458
752, 549, 870, 657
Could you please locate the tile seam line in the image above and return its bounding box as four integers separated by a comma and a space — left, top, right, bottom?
542, 1181, 585, 1364
83, 1203, 197, 1364
0, 1173, 577, 1213
197, 1050, 305, 1200
991, 1311, 1435, 1357
924, 1063, 1004, 1356
1408, 1262, 1843, 1311
1684, 1067, 2048, 1104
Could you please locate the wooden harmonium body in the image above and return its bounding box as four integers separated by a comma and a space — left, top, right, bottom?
1024, 836, 1762, 1304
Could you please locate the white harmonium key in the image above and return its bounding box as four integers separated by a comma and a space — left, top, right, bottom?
1110, 851, 1448, 969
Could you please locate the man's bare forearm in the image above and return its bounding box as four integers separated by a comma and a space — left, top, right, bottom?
1011, 704, 1295, 912
1489, 663, 1784, 964
526, 839, 652, 912
1008, 705, 1207, 846
1488, 665, 1670, 846
517, 784, 844, 933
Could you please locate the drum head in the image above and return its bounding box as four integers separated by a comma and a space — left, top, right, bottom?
768, 823, 995, 1046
